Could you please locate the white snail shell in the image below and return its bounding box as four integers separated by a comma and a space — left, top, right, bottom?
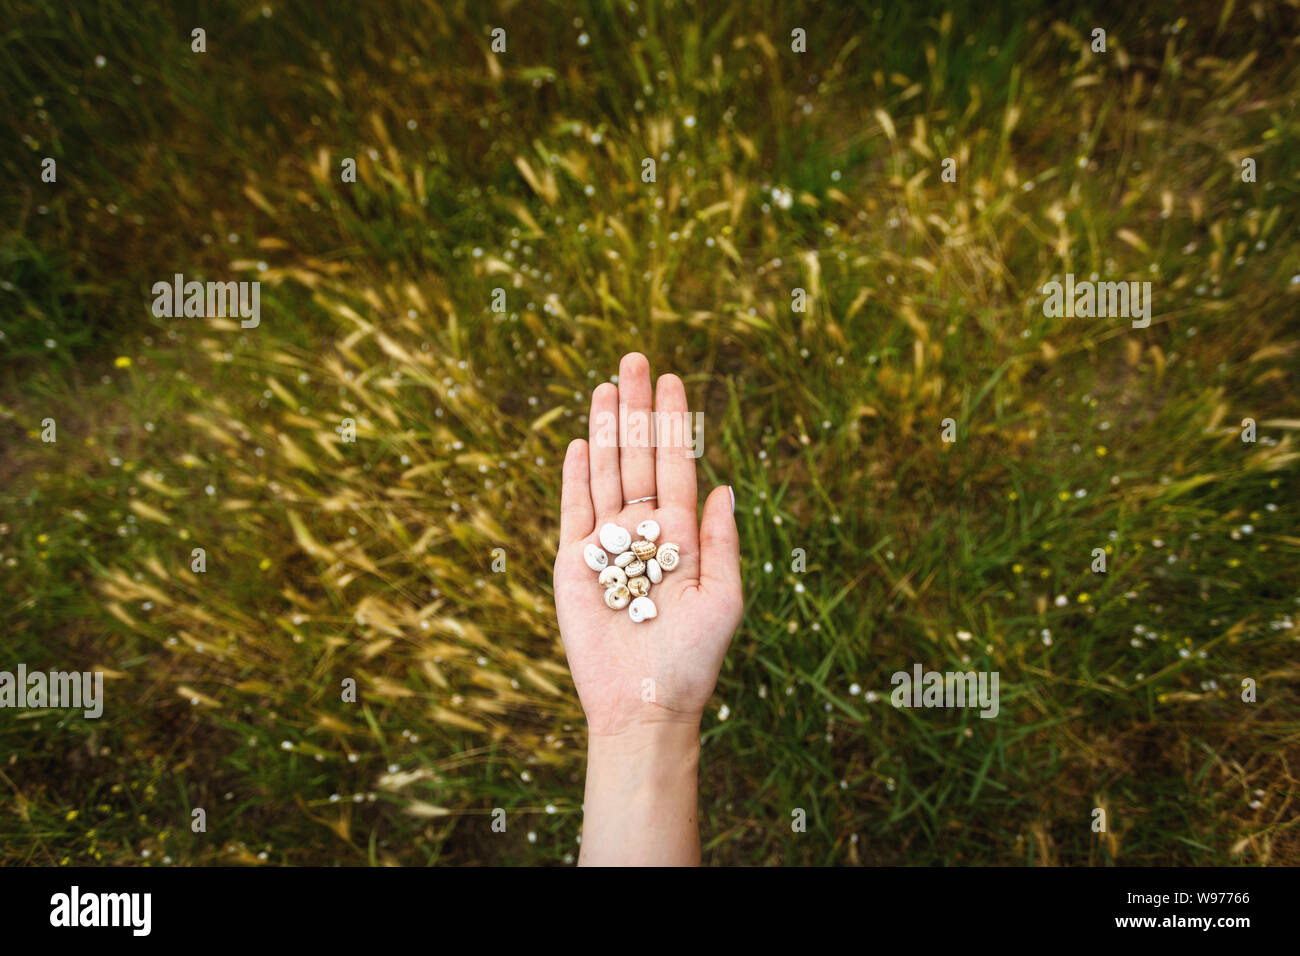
583, 544, 608, 572
645, 558, 662, 583
599, 523, 631, 554
613, 550, 636, 568
631, 539, 657, 560
627, 575, 650, 597
604, 585, 631, 610
598, 566, 628, 589
628, 596, 657, 622
624, 558, 646, 578
636, 519, 660, 542
655, 543, 679, 571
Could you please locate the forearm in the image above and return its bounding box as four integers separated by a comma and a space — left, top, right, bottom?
578, 721, 702, 866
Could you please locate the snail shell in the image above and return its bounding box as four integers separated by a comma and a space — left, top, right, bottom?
583, 544, 608, 572
636, 519, 661, 542
613, 550, 636, 568
645, 558, 662, 583
655, 543, 679, 571
599, 523, 631, 554
624, 558, 646, 578
598, 566, 628, 589
604, 584, 631, 610
627, 575, 650, 597
631, 539, 657, 560
628, 596, 657, 623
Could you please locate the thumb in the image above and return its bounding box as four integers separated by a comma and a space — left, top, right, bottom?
698, 485, 740, 597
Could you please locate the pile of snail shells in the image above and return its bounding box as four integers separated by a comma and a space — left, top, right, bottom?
581, 518, 680, 623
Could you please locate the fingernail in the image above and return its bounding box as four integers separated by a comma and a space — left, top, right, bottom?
728, 485, 735, 514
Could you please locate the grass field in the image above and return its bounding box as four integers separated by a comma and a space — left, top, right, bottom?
1, 0, 1298, 866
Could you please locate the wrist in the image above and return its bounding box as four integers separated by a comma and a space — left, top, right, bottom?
587, 717, 701, 765
580, 719, 702, 866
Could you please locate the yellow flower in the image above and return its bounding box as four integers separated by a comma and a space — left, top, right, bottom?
1008, 491, 1018, 501
37, 533, 48, 544
1012, 563, 1024, 574
1077, 592, 1090, 603
114, 356, 132, 368
1095, 445, 1108, 457
65, 810, 78, 821
1228, 558, 1241, 568
259, 557, 272, 571
1058, 491, 1070, 501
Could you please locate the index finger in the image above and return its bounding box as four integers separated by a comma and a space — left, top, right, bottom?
653, 373, 698, 517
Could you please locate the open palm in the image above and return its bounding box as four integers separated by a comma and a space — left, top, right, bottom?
553, 353, 743, 736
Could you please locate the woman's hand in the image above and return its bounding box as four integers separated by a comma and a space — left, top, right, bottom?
553, 352, 742, 864
554, 352, 743, 735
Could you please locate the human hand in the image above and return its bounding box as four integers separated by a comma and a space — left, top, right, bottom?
553, 352, 743, 738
